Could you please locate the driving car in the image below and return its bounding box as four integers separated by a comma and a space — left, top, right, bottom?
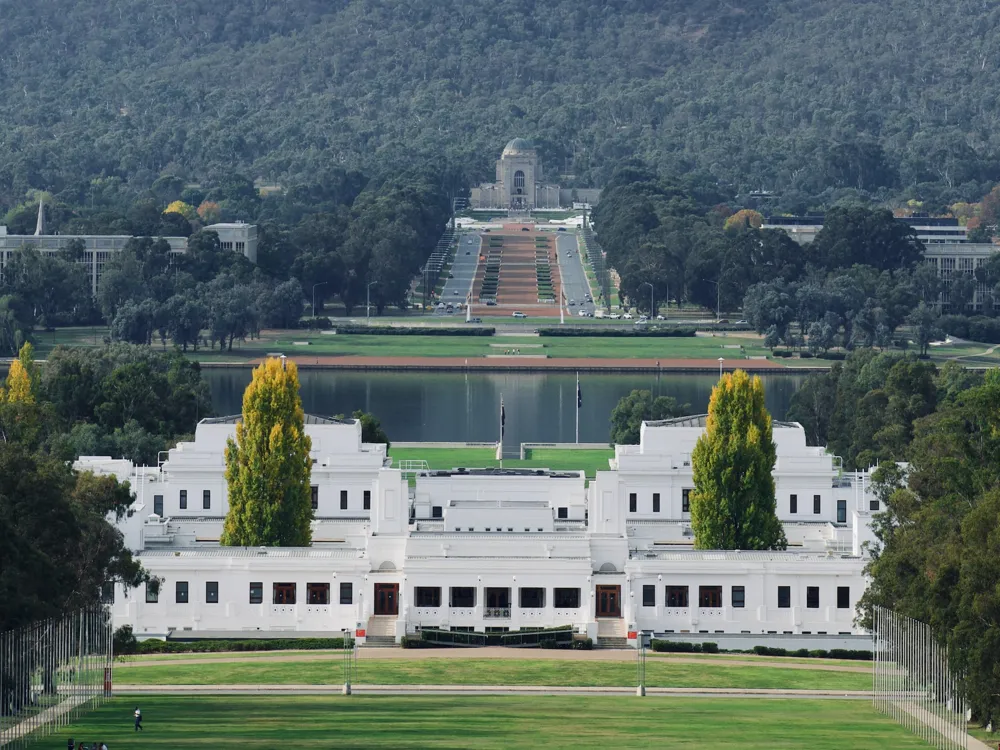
656, 314, 665, 321
569, 300, 576, 306
609, 313, 621, 320
467, 317, 483, 323
558, 227, 567, 232
485, 300, 497, 306
578, 309, 589, 317
512, 311, 527, 318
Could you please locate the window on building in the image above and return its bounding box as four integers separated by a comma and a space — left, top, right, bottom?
837, 586, 850, 609
416, 587, 441, 607
778, 586, 791, 608
249, 582, 263, 604
642, 585, 656, 607
870, 500, 880, 511
432, 506, 443, 519
363, 490, 371, 510
273, 583, 296, 605
340, 490, 348, 510
807, 586, 819, 609
145, 582, 159, 603
179, 489, 187, 509
665, 586, 689, 607
837, 500, 847, 523
553, 588, 580, 608
485, 587, 510, 608
175, 581, 189, 604
206, 581, 219, 604
790, 494, 797, 514
514, 170, 525, 190
153, 494, 163, 516
813, 495, 821, 514
699, 586, 723, 608
311, 486, 319, 511
629, 493, 637, 513
652, 493, 660, 513
519, 587, 545, 608
203, 489, 211, 510
307, 583, 330, 605
450, 587, 476, 607
557, 507, 568, 519
732, 586, 745, 608
340, 582, 353, 605
682, 489, 691, 513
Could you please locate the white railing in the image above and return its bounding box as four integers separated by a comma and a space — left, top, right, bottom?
484, 607, 511, 619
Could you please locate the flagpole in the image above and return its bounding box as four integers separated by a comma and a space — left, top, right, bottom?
575, 371, 580, 444
497, 393, 504, 468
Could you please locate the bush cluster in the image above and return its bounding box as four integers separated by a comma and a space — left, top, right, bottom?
650, 639, 718, 653
938, 314, 1000, 344
751, 645, 872, 660
132, 637, 347, 654
538, 327, 695, 338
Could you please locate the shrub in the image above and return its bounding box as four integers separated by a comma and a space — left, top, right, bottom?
819, 351, 846, 360
538, 327, 695, 338
651, 639, 698, 653
572, 637, 593, 650
793, 648, 810, 657
967, 316, 1000, 344
701, 642, 719, 654
771, 350, 792, 358
752, 646, 788, 657
798, 351, 813, 359
333, 325, 495, 337
808, 649, 829, 658
827, 648, 873, 661
113, 625, 138, 656
136, 637, 346, 654
937, 314, 969, 338
309, 316, 333, 330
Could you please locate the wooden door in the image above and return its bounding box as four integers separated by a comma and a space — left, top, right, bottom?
596, 585, 621, 618
374, 583, 399, 615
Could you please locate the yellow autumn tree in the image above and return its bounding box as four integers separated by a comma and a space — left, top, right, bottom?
5, 341, 38, 403
221, 357, 313, 547
163, 200, 196, 221
723, 209, 763, 232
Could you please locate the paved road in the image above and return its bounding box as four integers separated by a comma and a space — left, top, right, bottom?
556, 232, 596, 318
436, 233, 481, 318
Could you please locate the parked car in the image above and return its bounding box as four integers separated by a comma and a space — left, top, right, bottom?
735, 319, 748, 325
578, 309, 589, 317
558, 227, 567, 231
512, 311, 527, 318
436, 302, 446, 310
622, 313, 633, 320
521, 227, 530, 232
467, 317, 483, 323
485, 300, 497, 306
569, 300, 576, 306
608, 313, 621, 320
656, 314, 665, 321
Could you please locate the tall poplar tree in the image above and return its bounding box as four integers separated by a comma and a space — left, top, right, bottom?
221, 357, 313, 546
690, 369, 786, 550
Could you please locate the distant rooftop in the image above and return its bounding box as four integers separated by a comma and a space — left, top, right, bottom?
200, 414, 355, 426
644, 414, 799, 429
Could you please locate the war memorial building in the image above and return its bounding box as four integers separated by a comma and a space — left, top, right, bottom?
88, 414, 876, 648
471, 139, 601, 211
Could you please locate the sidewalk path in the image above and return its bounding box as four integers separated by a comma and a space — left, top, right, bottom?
113, 683, 871, 700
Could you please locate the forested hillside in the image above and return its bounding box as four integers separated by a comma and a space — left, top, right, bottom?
3, 0, 1000, 206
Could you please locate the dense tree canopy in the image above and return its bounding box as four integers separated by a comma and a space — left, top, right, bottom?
2, 1, 1000, 208
608, 389, 689, 445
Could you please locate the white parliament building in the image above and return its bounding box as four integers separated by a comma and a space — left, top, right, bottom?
83, 415, 878, 647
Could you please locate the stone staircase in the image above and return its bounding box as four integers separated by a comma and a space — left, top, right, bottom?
596, 618, 629, 649
362, 615, 400, 649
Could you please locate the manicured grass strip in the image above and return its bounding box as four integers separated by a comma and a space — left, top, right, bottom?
25, 695, 927, 749
117, 657, 871, 690
388, 447, 613, 477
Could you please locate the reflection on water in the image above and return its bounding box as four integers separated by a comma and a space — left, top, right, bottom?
203, 369, 807, 445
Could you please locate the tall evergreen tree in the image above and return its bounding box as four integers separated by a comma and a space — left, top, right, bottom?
221, 357, 313, 547
690, 370, 786, 550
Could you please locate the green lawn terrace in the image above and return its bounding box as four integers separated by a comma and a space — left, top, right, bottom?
25, 695, 929, 749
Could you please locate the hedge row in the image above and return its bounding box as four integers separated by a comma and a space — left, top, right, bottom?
650, 640, 719, 654
752, 646, 872, 661
538, 327, 696, 338
332, 326, 495, 337
131, 637, 347, 654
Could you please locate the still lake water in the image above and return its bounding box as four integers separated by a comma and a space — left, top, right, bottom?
203, 370, 807, 445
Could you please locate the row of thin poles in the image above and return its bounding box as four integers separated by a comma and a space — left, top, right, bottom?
0, 607, 114, 749
873, 605, 967, 750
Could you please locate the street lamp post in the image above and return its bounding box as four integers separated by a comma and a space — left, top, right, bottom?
719, 357, 725, 378
640, 282, 654, 318
367, 281, 377, 324
311, 282, 328, 327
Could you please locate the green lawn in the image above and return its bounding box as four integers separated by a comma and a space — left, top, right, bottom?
116, 657, 870, 691
388, 447, 614, 476
25, 695, 927, 749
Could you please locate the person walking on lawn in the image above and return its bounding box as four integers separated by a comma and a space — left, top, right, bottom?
134, 706, 143, 731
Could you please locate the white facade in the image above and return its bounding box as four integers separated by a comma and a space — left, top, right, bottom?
204, 222, 258, 264
91, 415, 877, 645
